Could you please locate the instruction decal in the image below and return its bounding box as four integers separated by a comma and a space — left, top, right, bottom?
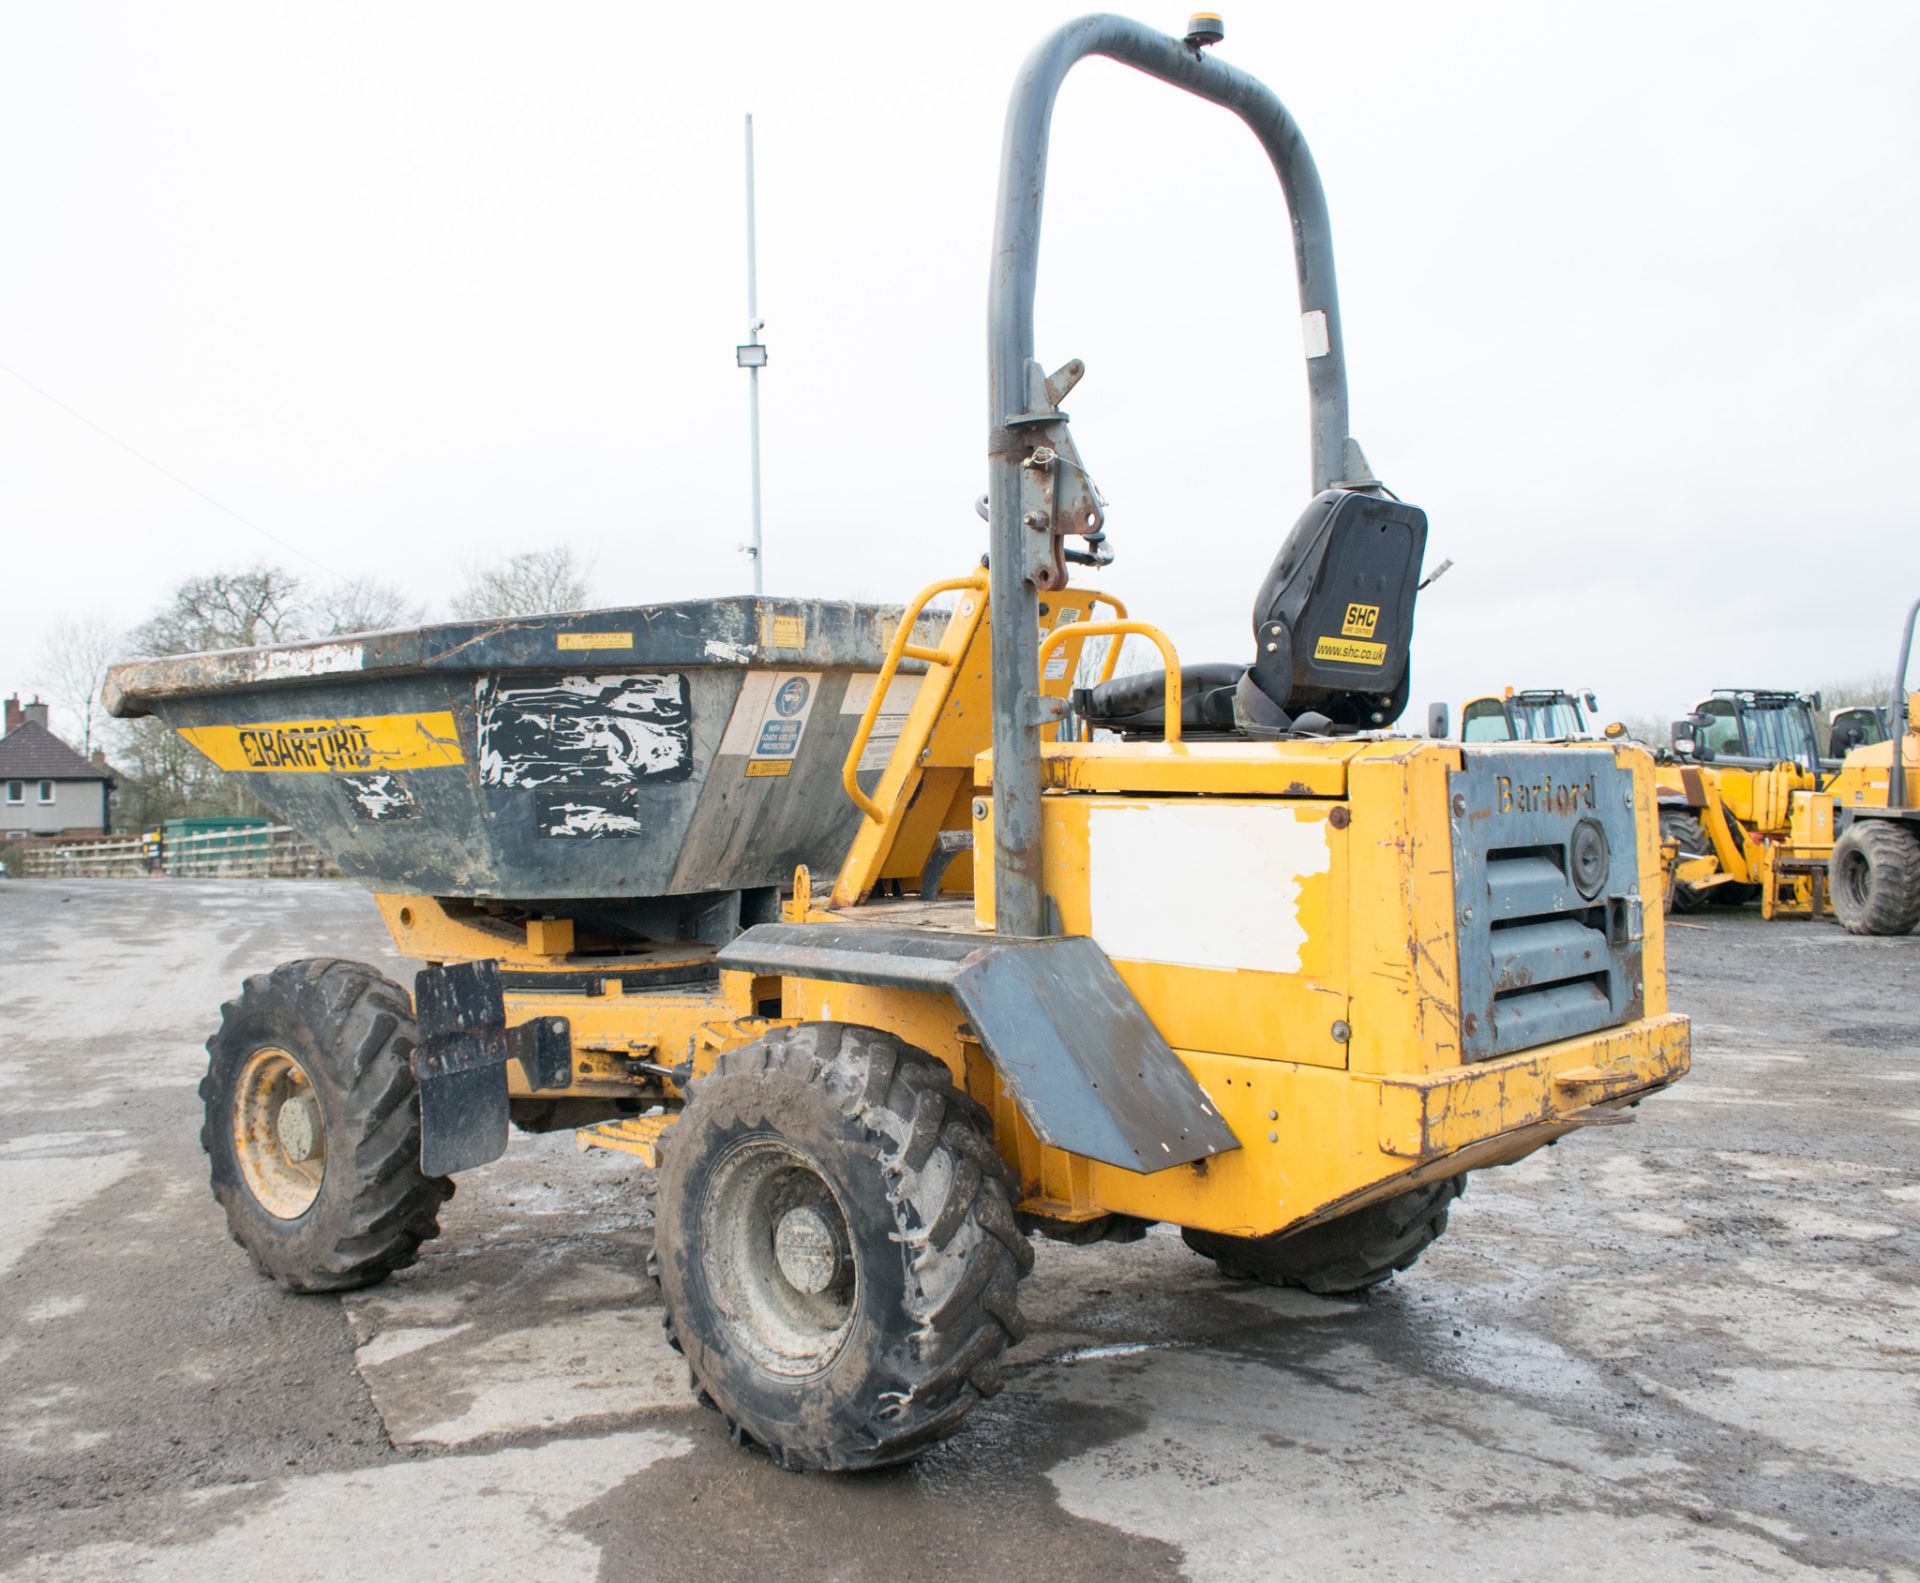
1043, 607, 1083, 681
718, 671, 821, 774
180, 712, 464, 774
556, 631, 634, 651
841, 672, 923, 772
761, 613, 806, 650
477, 673, 692, 788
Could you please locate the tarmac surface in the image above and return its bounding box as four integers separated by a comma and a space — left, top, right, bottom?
0, 878, 1915, 1581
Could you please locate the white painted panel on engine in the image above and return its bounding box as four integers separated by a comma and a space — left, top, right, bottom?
1088, 801, 1330, 974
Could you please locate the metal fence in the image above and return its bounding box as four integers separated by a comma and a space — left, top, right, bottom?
15, 826, 336, 880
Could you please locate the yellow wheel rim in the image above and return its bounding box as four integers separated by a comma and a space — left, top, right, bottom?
233, 1047, 326, 1219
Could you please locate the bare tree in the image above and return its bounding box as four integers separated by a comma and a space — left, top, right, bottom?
33, 616, 122, 754
450, 548, 593, 620
130, 565, 306, 656
313, 576, 424, 636
115, 564, 308, 826
94, 562, 431, 830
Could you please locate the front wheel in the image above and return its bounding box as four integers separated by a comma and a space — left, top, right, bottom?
201, 958, 451, 1293
1183, 1176, 1464, 1295
650, 1024, 1032, 1471
1659, 809, 1712, 913
1830, 821, 1920, 936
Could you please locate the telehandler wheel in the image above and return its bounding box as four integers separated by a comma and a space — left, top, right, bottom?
1182, 1176, 1464, 1296
1659, 810, 1711, 913
1829, 821, 1920, 936
649, 1023, 1032, 1471
201, 958, 452, 1293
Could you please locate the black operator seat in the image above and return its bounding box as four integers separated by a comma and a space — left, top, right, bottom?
1075, 490, 1429, 736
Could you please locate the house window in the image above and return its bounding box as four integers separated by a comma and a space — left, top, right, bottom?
4, 781, 20, 804
39, 780, 56, 804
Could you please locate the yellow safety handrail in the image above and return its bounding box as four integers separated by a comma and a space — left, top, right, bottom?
842, 573, 987, 822
1037, 619, 1184, 744
1081, 592, 1130, 686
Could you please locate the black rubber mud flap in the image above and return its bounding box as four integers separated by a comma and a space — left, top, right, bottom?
411, 960, 571, 1176
715, 924, 1239, 1173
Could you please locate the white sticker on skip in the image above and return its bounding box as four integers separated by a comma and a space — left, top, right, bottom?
1087, 801, 1331, 974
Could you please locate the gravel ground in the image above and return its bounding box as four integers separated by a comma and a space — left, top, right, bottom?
0, 879, 1914, 1581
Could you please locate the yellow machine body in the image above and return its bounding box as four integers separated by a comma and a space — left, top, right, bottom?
1658, 692, 1920, 920
1825, 696, 1920, 811
377, 574, 1688, 1242
1454, 686, 1610, 743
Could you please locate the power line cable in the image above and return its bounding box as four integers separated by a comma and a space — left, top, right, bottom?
0, 358, 344, 578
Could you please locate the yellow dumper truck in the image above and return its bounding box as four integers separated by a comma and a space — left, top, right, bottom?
105, 12, 1690, 1471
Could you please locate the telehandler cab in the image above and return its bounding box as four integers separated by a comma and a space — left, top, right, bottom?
1429, 686, 1623, 745
106, 13, 1690, 1471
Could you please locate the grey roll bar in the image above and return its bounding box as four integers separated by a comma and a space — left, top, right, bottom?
1890, 596, 1919, 809
986, 13, 1361, 937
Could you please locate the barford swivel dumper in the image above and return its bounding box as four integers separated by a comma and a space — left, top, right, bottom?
106, 13, 1690, 1471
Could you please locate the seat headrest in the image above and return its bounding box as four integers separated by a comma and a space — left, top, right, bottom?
1239, 490, 1428, 731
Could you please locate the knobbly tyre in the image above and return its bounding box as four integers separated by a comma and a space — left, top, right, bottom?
106, 13, 1690, 1472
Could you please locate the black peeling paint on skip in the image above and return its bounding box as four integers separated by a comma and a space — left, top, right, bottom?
536, 786, 646, 838
342, 772, 419, 822
477, 673, 692, 789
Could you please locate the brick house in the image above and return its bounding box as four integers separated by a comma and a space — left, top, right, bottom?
0, 695, 116, 840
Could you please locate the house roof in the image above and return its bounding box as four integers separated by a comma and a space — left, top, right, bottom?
0, 721, 113, 781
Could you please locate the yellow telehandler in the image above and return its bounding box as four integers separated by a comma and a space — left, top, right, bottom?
1657, 652, 1920, 931
105, 12, 1689, 1471
1656, 688, 1827, 914
1429, 686, 1623, 744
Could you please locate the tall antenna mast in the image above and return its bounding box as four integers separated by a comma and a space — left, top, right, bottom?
736, 113, 768, 595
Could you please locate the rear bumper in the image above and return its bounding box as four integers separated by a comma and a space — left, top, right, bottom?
1375, 1012, 1690, 1160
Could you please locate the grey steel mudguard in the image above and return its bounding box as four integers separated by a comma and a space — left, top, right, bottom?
715, 924, 1239, 1174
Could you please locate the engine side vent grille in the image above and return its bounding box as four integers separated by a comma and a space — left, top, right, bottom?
1450, 750, 1645, 1062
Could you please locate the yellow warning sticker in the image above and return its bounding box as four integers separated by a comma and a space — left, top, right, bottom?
762, 613, 806, 649
744, 759, 793, 778
1313, 636, 1387, 666
557, 631, 633, 651
179, 713, 465, 773
1339, 602, 1381, 638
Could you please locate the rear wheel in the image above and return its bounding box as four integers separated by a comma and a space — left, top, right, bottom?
650, 1023, 1031, 1470
1183, 1176, 1464, 1295
1660, 809, 1712, 913
1829, 821, 1920, 936
202, 958, 451, 1293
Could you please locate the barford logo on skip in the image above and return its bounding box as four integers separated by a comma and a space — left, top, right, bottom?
1495, 774, 1596, 815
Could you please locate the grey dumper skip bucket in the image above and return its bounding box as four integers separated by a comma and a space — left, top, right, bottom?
104, 597, 937, 909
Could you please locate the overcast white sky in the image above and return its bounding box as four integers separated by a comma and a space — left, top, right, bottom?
2, 1, 1916, 739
